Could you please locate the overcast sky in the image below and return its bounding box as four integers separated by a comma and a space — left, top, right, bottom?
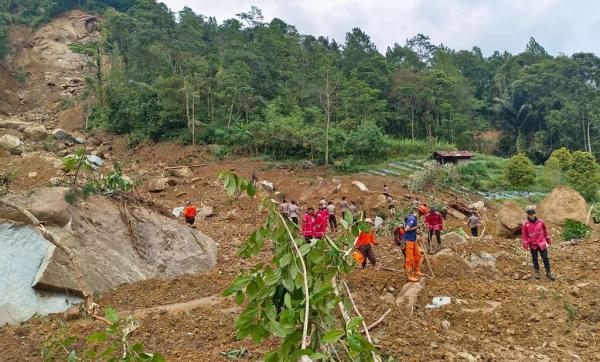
161, 0, 600, 56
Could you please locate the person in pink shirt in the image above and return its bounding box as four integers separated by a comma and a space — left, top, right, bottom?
302, 208, 316, 242
522, 208, 555, 281
424, 207, 444, 253
313, 207, 329, 239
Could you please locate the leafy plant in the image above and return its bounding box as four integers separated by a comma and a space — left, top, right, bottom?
562, 219, 591, 241
41, 307, 164, 361
409, 160, 459, 195
63, 148, 92, 184
218, 172, 379, 361
563, 302, 577, 332
503, 153, 536, 188
567, 151, 600, 201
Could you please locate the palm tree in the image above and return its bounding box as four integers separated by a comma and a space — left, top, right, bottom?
494, 96, 537, 154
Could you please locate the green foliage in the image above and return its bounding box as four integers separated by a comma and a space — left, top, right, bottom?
63, 148, 92, 183
549, 147, 573, 171
543, 156, 564, 188
567, 151, 600, 201
409, 160, 459, 194
459, 162, 489, 189
504, 154, 536, 188
562, 219, 592, 241
563, 302, 577, 332
219, 172, 378, 360
591, 203, 600, 224
41, 307, 164, 361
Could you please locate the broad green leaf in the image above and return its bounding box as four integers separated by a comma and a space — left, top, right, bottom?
278, 254, 291, 267
284, 293, 292, 309
61, 336, 77, 347
347, 316, 364, 331
282, 277, 295, 292
322, 329, 345, 343
86, 331, 107, 343
269, 320, 289, 337
131, 343, 145, 353
299, 244, 311, 256
339, 217, 349, 230
105, 307, 119, 324
311, 352, 326, 360
235, 290, 245, 305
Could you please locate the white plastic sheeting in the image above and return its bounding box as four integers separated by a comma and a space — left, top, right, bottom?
0, 223, 81, 325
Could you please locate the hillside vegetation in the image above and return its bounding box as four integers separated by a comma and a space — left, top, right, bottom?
3, 0, 600, 167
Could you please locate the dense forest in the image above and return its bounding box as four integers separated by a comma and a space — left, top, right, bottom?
1, 0, 600, 165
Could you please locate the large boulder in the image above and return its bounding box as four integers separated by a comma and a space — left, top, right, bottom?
0, 134, 22, 155
496, 201, 524, 238
538, 186, 588, 225
364, 193, 387, 210
166, 166, 193, 178
0, 187, 71, 226
0, 187, 218, 323
23, 125, 49, 140
148, 177, 170, 192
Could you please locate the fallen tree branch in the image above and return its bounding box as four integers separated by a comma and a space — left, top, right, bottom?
361, 308, 391, 333
419, 240, 435, 279
477, 227, 486, 242
0, 198, 95, 313
381, 267, 401, 273
342, 280, 381, 362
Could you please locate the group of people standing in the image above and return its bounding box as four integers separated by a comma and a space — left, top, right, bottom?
279, 197, 359, 242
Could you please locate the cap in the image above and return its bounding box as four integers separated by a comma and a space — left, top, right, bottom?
365, 218, 373, 224
526, 209, 536, 215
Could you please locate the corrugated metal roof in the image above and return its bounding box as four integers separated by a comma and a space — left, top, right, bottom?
433, 151, 474, 158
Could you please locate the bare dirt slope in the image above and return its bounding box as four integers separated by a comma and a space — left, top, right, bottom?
1, 10, 600, 362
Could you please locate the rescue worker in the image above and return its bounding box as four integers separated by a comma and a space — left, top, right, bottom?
183, 200, 197, 226
403, 205, 428, 282
340, 197, 349, 217
468, 212, 480, 237
383, 184, 390, 196
327, 201, 337, 232
349, 201, 358, 221
280, 199, 289, 217
302, 207, 316, 242
355, 218, 377, 268
424, 207, 444, 253
288, 201, 299, 225
313, 206, 329, 239
319, 197, 327, 209
522, 208, 555, 281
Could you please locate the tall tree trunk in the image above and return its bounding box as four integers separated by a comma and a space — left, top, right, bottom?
410, 102, 415, 141
228, 86, 238, 128
191, 81, 196, 145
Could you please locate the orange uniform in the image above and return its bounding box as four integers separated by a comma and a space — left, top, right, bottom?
184, 206, 197, 218
355, 229, 376, 247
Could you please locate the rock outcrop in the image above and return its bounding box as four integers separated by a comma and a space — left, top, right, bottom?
496, 201, 524, 238
0, 187, 218, 323
538, 186, 588, 225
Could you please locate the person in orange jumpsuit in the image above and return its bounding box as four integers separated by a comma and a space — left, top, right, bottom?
355, 218, 377, 268
183, 200, 198, 225
403, 206, 428, 281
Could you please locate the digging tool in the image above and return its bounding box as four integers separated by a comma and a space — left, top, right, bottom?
419, 240, 435, 279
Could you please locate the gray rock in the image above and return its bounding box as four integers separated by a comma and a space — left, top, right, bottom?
456, 351, 476, 362
148, 177, 170, 192
23, 125, 49, 140
441, 320, 451, 331
0, 134, 22, 155
52, 128, 70, 140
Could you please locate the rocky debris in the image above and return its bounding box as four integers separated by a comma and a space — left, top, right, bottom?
443, 232, 468, 248
148, 177, 170, 192
441, 320, 451, 331
380, 292, 396, 306
352, 180, 369, 192
166, 166, 193, 178
0, 134, 23, 155
538, 186, 588, 225
63, 306, 80, 321
224, 209, 240, 221
0, 187, 218, 322
456, 351, 476, 362
52, 128, 84, 144
447, 207, 466, 219
364, 193, 387, 210
23, 125, 49, 140
28, 172, 37, 178
0, 188, 71, 226
467, 252, 496, 268
0, 118, 30, 130
496, 201, 524, 237
86, 154, 103, 168
197, 206, 214, 220
468, 200, 485, 211
395, 281, 423, 311
258, 180, 275, 191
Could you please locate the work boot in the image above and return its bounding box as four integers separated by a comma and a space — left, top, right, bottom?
407, 273, 419, 282
546, 271, 556, 281
415, 267, 426, 277
534, 270, 541, 280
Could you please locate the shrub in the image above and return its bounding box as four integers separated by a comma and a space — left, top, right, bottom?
504, 153, 536, 188
409, 160, 459, 194
567, 151, 600, 201
549, 147, 573, 171
544, 156, 564, 187
459, 162, 489, 189
562, 219, 591, 241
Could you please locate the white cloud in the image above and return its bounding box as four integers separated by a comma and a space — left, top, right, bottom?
161, 0, 600, 55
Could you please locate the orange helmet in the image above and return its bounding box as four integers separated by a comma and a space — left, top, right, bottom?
417, 205, 429, 215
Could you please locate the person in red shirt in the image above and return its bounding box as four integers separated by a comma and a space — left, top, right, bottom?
183, 200, 197, 225
302, 208, 316, 242
355, 218, 377, 268
522, 208, 555, 280
313, 207, 329, 239
424, 207, 444, 253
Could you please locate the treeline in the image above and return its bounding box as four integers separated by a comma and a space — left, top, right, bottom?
2, 0, 600, 165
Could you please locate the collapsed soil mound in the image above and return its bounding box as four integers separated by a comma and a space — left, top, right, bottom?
0, 187, 217, 324
538, 185, 588, 225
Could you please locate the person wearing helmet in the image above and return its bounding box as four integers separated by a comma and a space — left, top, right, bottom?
355, 218, 377, 268
522, 208, 555, 281
183, 200, 197, 225
424, 207, 444, 253
403, 206, 427, 282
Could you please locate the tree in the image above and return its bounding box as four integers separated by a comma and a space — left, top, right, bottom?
504, 153, 536, 187
568, 151, 600, 201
